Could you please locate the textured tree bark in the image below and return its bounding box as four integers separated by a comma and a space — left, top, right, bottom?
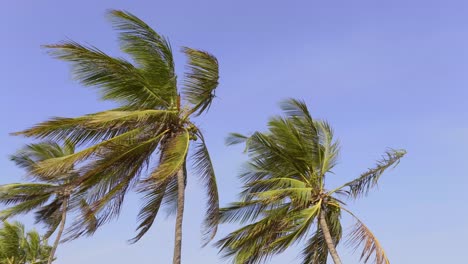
318, 210, 342, 264
172, 169, 185, 264
47, 197, 68, 264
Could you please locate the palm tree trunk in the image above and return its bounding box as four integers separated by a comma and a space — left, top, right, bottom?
172, 168, 185, 264
318, 210, 342, 264
47, 197, 68, 264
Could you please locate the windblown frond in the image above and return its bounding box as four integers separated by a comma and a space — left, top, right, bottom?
10, 141, 72, 171
315, 120, 340, 177
301, 227, 328, 264
35, 199, 63, 239
109, 10, 176, 106
45, 41, 170, 108
279, 98, 313, 124
182, 47, 219, 116
13, 118, 126, 147
333, 149, 406, 198
0, 195, 51, 220
216, 206, 293, 264
62, 199, 98, 242
130, 176, 170, 243
14, 109, 175, 145
345, 209, 390, 264
245, 130, 311, 183
191, 130, 219, 243
146, 130, 190, 182
0, 183, 57, 221
220, 200, 272, 224
10, 141, 77, 183
112, 130, 188, 243
245, 178, 308, 195
0, 183, 56, 205
33, 128, 144, 178
225, 133, 249, 147
268, 201, 322, 252
70, 133, 167, 232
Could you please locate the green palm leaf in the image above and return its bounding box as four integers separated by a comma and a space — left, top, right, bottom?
147, 129, 190, 182
182, 47, 219, 116
191, 130, 219, 243
331, 149, 406, 198
45, 41, 170, 109
130, 176, 170, 243
109, 10, 176, 106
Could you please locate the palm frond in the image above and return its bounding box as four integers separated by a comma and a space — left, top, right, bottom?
130, 176, 170, 243
279, 98, 313, 124
32, 127, 144, 178
61, 199, 98, 242
14, 109, 175, 145
220, 200, 273, 224
131, 130, 189, 242
65, 177, 132, 241
13, 115, 130, 147
76, 136, 165, 224
242, 178, 310, 205
247, 131, 311, 183
71, 129, 168, 192
216, 206, 292, 264
331, 149, 406, 198
91, 181, 132, 232
316, 120, 340, 177
268, 201, 322, 252
191, 130, 219, 244
0, 195, 52, 220
34, 198, 63, 239
10, 141, 71, 173
108, 10, 176, 106
60, 131, 167, 241
158, 170, 181, 217
344, 208, 390, 264
145, 129, 190, 182
301, 227, 328, 264
252, 187, 313, 206
182, 47, 219, 116
225, 133, 250, 149
44, 41, 169, 108
0, 183, 56, 206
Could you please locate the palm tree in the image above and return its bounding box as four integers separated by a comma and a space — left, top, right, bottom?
0, 221, 52, 264
0, 141, 97, 264
13, 10, 220, 264
217, 99, 406, 264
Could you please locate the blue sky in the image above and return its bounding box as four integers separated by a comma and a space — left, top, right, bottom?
1, 1, 467, 263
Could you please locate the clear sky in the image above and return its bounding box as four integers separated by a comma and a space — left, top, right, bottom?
1, 1, 467, 263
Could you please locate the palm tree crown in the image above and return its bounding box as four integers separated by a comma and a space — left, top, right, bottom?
0, 141, 97, 264
217, 99, 406, 264
13, 10, 220, 264
0, 221, 52, 264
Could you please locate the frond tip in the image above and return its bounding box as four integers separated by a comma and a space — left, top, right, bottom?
336, 149, 406, 198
